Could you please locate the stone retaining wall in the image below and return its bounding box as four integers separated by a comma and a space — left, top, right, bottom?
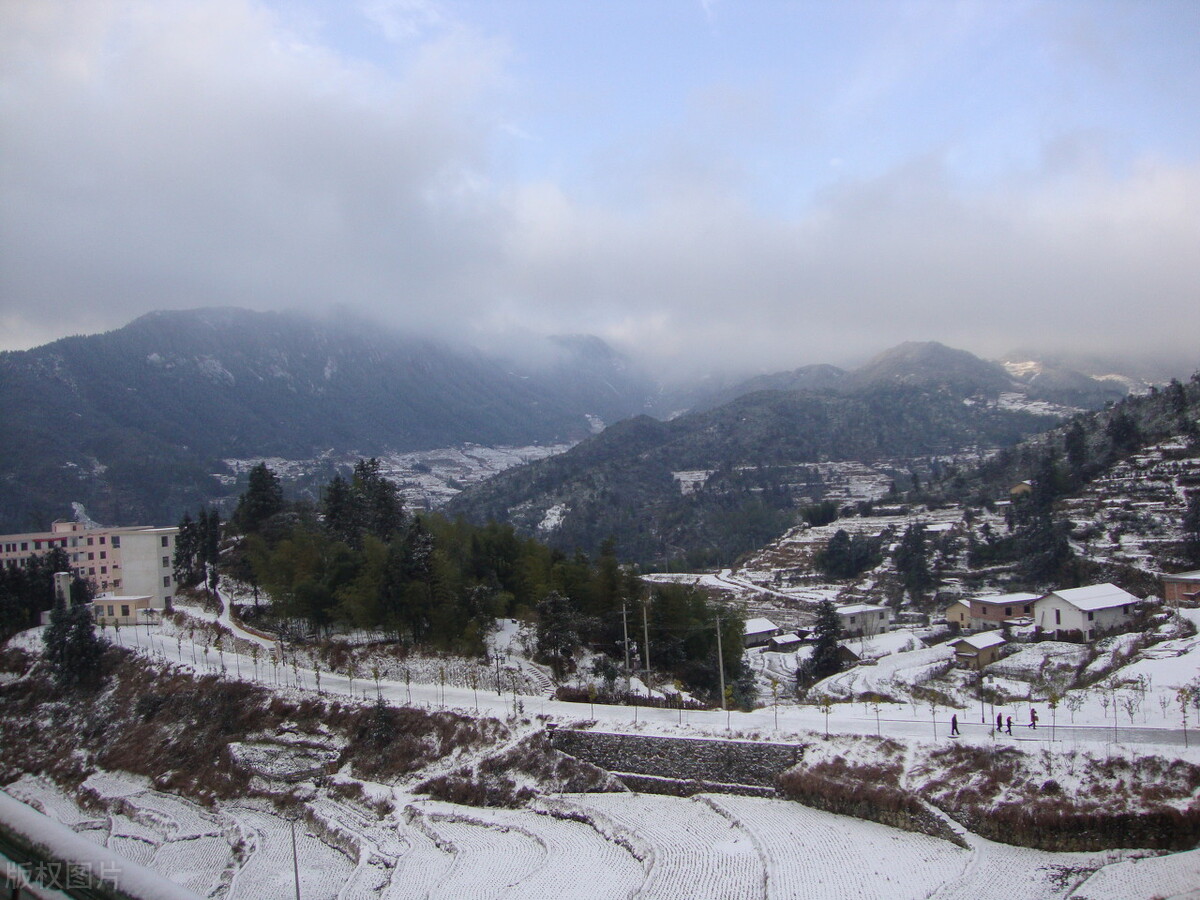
549, 728, 806, 791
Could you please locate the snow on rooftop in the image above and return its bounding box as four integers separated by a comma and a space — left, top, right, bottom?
971, 591, 1040, 606
836, 603, 887, 615
1047, 583, 1140, 611
1164, 569, 1200, 581
744, 617, 779, 634
955, 631, 1006, 650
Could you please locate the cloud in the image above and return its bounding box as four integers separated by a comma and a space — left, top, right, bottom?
0, 0, 508, 346
500, 147, 1200, 373
361, 0, 445, 42
1, 0, 1198, 381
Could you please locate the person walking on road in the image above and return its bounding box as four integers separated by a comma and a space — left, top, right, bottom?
950, 714, 960, 736
1005, 715, 1013, 734
1030, 708, 1038, 729
997, 712, 1003, 731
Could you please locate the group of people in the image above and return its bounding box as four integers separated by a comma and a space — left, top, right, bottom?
948, 708, 1038, 737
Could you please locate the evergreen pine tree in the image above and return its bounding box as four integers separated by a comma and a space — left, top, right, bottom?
894, 523, 933, 598
1182, 493, 1200, 567
43, 591, 105, 689
796, 599, 843, 690
233, 463, 285, 536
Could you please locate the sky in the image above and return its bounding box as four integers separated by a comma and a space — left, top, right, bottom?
2, 0, 1199, 376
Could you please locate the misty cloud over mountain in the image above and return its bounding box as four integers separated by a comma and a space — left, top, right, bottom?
2, 2, 1199, 376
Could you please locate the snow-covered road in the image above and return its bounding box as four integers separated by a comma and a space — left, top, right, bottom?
103, 618, 1194, 756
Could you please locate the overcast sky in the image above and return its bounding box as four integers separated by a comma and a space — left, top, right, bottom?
2, 0, 1198, 375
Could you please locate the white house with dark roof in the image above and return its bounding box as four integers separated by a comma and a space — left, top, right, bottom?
1033, 583, 1140, 641
835, 603, 891, 637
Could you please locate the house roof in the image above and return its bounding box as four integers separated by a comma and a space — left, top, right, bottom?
953, 631, 1006, 651
744, 617, 779, 635
837, 603, 888, 615
1043, 583, 1139, 611
1163, 569, 1200, 583
970, 592, 1040, 607
769, 632, 803, 646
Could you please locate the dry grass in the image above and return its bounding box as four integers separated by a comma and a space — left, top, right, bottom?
0, 646, 511, 811
417, 731, 621, 808
917, 742, 1200, 851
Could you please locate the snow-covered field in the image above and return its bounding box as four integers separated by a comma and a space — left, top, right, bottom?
5, 574, 1200, 899
5, 776, 1192, 900
222, 442, 573, 510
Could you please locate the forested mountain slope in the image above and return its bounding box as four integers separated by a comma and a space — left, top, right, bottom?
0, 309, 652, 531
445, 383, 1064, 567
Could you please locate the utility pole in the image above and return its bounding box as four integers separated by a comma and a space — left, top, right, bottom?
641, 596, 651, 690
715, 614, 726, 712
621, 601, 632, 697
291, 819, 302, 900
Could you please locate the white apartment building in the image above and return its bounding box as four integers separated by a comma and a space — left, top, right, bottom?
0, 520, 179, 608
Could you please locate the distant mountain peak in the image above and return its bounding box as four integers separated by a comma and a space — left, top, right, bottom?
853, 341, 1015, 396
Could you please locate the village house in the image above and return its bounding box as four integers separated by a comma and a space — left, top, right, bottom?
743, 617, 780, 648
967, 592, 1039, 631
1009, 480, 1033, 498
835, 603, 891, 637
943, 600, 971, 630
767, 632, 805, 652
1162, 569, 1200, 607
1033, 583, 1140, 641
950, 631, 1007, 670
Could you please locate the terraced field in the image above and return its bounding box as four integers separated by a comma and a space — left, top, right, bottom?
1, 777, 1186, 899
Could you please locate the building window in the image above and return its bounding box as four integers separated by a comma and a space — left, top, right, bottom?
111, 536, 120, 548
88, 552, 94, 561
1087, 611, 1094, 621
1004, 607, 1011, 616
20, 542, 27, 551
162, 556, 170, 568
99, 551, 106, 560
89, 567, 95, 575
161, 536, 169, 548
1122, 605, 1129, 614
112, 579, 120, 588
34, 541, 41, 550
87, 537, 94, 546
1023, 605, 1030, 613
100, 566, 107, 574
121, 605, 130, 618
99, 536, 106, 545
163, 575, 171, 587
107, 605, 114, 616
1055, 609, 1061, 625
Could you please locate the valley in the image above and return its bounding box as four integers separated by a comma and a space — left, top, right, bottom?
3, 313, 1200, 899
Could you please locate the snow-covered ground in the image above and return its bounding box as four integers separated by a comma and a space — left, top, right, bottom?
222, 442, 573, 510
4, 775, 1192, 900
6, 581, 1200, 899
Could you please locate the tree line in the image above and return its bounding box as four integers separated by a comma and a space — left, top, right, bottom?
0, 547, 93, 642
175, 460, 748, 704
